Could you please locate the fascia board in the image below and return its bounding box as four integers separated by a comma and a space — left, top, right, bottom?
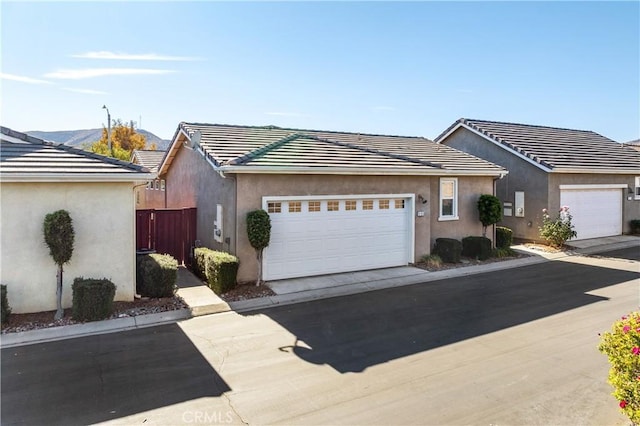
219, 165, 506, 177
0, 172, 157, 183
158, 128, 191, 175
438, 123, 553, 173
551, 168, 640, 175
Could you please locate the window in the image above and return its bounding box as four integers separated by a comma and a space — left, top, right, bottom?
394, 199, 405, 209
636, 177, 640, 200
308, 201, 321, 212
345, 200, 357, 211
154, 180, 160, 190
146, 181, 152, 190
362, 200, 374, 210
267, 202, 281, 213
439, 178, 458, 220
327, 201, 340, 211
288, 201, 301, 213
379, 199, 390, 210
160, 180, 166, 191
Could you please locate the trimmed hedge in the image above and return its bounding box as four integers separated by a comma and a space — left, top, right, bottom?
433, 238, 462, 263
136, 253, 178, 298
1, 284, 11, 324
496, 226, 513, 249
630, 219, 640, 235
462, 236, 492, 260
72, 278, 116, 322
194, 248, 239, 294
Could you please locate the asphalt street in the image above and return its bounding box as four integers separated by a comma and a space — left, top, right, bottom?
1, 246, 638, 425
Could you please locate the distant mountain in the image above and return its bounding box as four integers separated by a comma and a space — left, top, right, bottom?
26, 128, 171, 151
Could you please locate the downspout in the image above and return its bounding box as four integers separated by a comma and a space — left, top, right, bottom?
132, 181, 150, 299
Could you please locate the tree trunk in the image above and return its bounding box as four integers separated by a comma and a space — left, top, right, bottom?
54, 264, 64, 320
256, 249, 263, 287
482, 225, 487, 237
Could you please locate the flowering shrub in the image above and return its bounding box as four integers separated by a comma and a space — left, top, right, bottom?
539, 206, 577, 248
598, 312, 640, 423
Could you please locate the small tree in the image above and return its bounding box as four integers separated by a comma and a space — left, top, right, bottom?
246, 210, 271, 286
477, 194, 502, 237
43, 210, 75, 320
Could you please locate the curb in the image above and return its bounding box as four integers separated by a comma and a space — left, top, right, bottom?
0, 309, 192, 348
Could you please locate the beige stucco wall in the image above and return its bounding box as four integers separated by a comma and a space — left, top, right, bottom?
1, 182, 137, 314
548, 173, 640, 234
163, 140, 237, 253
135, 183, 166, 209
233, 174, 494, 282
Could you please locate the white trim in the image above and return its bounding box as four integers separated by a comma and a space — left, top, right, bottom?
221, 165, 504, 177
552, 169, 639, 174
0, 173, 157, 183
438, 177, 458, 221
559, 184, 628, 190
438, 122, 552, 172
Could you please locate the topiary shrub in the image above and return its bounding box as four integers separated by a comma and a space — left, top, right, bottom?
630, 219, 640, 235
246, 210, 271, 286
72, 278, 116, 322
193, 248, 239, 294
598, 312, 640, 424
136, 253, 178, 298
477, 194, 502, 237
43, 209, 75, 320
1, 284, 11, 324
462, 236, 492, 260
496, 226, 513, 249
433, 238, 462, 263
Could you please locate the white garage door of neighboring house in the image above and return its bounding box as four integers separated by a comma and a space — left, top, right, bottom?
263, 195, 414, 281
560, 186, 623, 241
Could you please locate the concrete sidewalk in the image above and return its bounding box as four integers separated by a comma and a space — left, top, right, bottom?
2, 235, 637, 348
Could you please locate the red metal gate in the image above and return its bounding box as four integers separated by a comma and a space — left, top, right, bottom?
136, 208, 197, 265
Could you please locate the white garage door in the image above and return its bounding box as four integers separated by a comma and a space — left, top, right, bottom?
560, 188, 622, 240
263, 195, 413, 281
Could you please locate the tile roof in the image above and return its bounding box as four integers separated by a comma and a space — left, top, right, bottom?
131, 149, 166, 172
1, 126, 152, 180
436, 118, 640, 173
165, 122, 505, 175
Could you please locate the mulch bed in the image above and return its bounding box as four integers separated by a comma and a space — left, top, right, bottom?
220, 282, 276, 302
1, 296, 187, 335
414, 251, 530, 272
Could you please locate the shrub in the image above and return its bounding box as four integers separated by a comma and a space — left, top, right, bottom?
496, 226, 513, 249
598, 312, 640, 424
477, 194, 502, 237
72, 278, 116, 322
630, 219, 640, 235
1, 284, 11, 324
193, 248, 239, 294
246, 210, 271, 286
539, 206, 577, 248
462, 236, 492, 260
491, 247, 517, 258
136, 253, 178, 298
420, 254, 443, 268
43, 209, 75, 320
433, 238, 462, 263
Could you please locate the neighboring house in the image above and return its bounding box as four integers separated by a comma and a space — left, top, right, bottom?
131, 149, 167, 209
158, 123, 506, 282
0, 127, 155, 314
625, 139, 640, 152
436, 118, 640, 242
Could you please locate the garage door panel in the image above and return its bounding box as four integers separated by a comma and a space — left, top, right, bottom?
560, 189, 622, 240
264, 196, 412, 280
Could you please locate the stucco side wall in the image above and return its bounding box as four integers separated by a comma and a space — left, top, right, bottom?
548, 173, 640, 234
135, 184, 165, 209
163, 142, 236, 252
442, 128, 549, 241
428, 176, 496, 247
1, 182, 136, 314
232, 173, 497, 282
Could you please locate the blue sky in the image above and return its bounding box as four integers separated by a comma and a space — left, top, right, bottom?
1, 1, 638, 142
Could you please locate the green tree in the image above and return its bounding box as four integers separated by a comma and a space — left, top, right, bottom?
246, 210, 271, 286
43, 210, 75, 320
477, 194, 502, 237
88, 119, 156, 161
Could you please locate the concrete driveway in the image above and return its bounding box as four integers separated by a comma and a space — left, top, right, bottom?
1, 247, 638, 425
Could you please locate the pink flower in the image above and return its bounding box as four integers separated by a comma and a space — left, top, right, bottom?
632, 346, 640, 355
623, 325, 631, 333
620, 400, 628, 408
542, 208, 547, 214
636, 328, 640, 333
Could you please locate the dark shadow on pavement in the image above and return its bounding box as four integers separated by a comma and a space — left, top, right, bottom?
1, 323, 229, 426
595, 247, 640, 261
261, 260, 639, 374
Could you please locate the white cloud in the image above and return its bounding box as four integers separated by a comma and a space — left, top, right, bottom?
44, 68, 175, 79
72, 51, 201, 61
63, 87, 108, 95
1, 73, 52, 85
